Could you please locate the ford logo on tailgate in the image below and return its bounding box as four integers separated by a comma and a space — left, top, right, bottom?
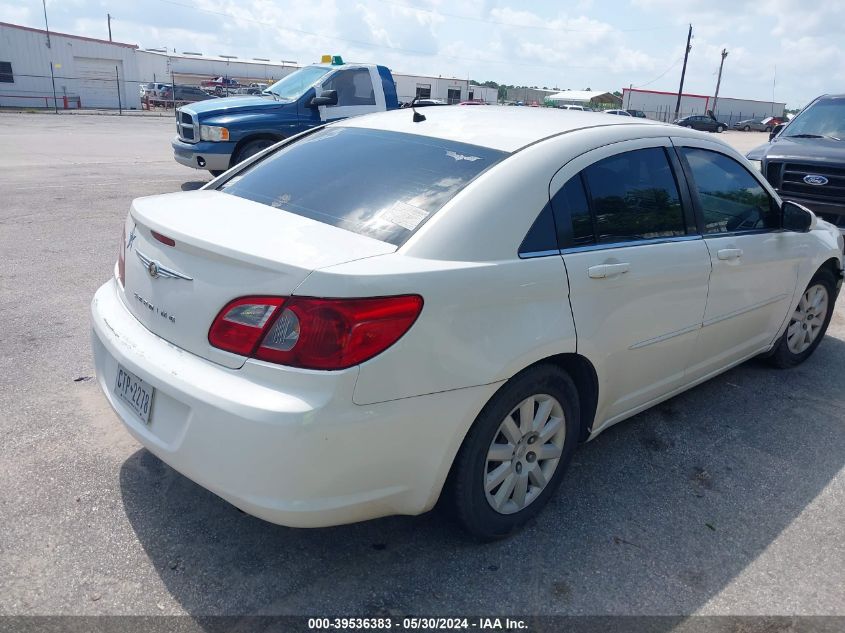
803, 174, 829, 186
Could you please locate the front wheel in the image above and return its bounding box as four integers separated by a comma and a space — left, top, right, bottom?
233, 138, 276, 166
744, 125, 751, 131
716, 124, 725, 133
450, 365, 580, 540
767, 269, 837, 368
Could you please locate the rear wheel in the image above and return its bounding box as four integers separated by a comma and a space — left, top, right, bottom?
767, 269, 837, 368
716, 124, 725, 133
744, 125, 751, 131
450, 365, 580, 540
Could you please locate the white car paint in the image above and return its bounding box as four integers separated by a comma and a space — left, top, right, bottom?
91, 107, 843, 528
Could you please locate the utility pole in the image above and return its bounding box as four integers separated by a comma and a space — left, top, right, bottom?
107, 13, 113, 41
42, 0, 51, 48
674, 24, 692, 121
711, 48, 729, 115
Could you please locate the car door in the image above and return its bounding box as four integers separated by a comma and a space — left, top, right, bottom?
317, 67, 385, 123
673, 139, 805, 379
550, 139, 712, 426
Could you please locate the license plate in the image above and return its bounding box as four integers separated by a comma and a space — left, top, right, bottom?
114, 365, 155, 424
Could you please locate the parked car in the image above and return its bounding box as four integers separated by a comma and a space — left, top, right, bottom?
605, 109, 632, 116
200, 76, 241, 96
559, 104, 589, 111
173, 59, 400, 176
458, 99, 487, 105
141, 82, 170, 98
400, 98, 447, 108
626, 109, 647, 118
733, 118, 772, 132
748, 94, 845, 232
158, 85, 215, 104
674, 115, 727, 133
94, 107, 843, 539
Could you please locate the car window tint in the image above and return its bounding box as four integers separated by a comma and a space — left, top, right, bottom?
582, 147, 686, 243
519, 204, 558, 256
681, 148, 779, 233
218, 127, 506, 246
323, 69, 376, 106
551, 175, 594, 248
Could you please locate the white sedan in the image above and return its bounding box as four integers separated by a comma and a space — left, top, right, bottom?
91, 107, 844, 539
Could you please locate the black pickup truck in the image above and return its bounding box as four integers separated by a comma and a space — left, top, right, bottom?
747, 94, 845, 232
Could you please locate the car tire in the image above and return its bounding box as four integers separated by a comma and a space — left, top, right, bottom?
716, 125, 725, 133
234, 139, 276, 166
765, 126, 772, 133
744, 125, 751, 131
449, 364, 580, 540
767, 269, 837, 369
209, 170, 225, 177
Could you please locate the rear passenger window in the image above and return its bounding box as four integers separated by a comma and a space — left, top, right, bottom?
583, 147, 686, 244
550, 175, 594, 248
681, 148, 778, 233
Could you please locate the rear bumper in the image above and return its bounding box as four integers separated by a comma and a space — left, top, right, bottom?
171, 136, 233, 171
90, 279, 494, 527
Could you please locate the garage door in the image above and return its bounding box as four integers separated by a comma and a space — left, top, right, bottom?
74, 57, 125, 108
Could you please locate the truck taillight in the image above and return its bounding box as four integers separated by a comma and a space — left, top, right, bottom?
209, 295, 423, 370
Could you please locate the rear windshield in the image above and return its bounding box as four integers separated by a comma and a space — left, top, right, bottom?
218, 127, 507, 246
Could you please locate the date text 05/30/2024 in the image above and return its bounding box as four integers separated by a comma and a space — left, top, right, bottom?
307, 617, 528, 630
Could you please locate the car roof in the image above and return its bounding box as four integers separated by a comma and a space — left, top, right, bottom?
336, 105, 665, 152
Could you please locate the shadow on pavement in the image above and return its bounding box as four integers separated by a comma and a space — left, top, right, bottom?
119, 335, 845, 618
180, 181, 209, 191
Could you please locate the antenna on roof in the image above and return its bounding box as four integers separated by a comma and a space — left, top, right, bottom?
410, 96, 426, 123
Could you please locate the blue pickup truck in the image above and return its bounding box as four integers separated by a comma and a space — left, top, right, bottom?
172, 58, 400, 176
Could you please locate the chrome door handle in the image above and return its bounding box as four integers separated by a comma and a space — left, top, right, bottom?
717, 248, 743, 261
588, 263, 630, 279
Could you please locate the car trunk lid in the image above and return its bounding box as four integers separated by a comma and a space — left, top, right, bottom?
120, 190, 396, 368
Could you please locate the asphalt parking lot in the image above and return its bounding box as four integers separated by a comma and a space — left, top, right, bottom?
1, 113, 843, 619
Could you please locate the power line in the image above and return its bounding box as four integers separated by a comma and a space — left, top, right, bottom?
634, 56, 683, 89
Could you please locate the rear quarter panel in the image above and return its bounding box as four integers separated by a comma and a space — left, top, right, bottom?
295, 254, 575, 405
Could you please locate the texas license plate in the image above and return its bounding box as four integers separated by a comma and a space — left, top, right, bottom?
114, 365, 154, 424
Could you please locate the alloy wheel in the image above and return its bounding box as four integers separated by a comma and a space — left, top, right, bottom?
484, 394, 566, 515
787, 283, 829, 354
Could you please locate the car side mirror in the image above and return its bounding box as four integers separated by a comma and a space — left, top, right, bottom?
782, 200, 815, 233
769, 123, 785, 141
310, 90, 338, 107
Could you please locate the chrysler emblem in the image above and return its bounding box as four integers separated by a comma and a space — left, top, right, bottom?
136, 251, 193, 281
803, 174, 829, 186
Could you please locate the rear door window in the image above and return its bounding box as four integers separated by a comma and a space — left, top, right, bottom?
582, 147, 686, 244
218, 127, 507, 246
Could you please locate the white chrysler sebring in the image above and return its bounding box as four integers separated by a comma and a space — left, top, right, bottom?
91, 107, 844, 539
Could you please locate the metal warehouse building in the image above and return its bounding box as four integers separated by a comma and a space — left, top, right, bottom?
0, 21, 141, 109
1, 21, 498, 109
622, 87, 786, 125
135, 50, 299, 89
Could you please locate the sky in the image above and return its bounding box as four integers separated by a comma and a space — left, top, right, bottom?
1, 0, 842, 108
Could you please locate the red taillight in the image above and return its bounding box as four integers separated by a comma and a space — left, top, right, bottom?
117, 229, 126, 286
208, 295, 423, 370
208, 297, 285, 356
151, 230, 176, 247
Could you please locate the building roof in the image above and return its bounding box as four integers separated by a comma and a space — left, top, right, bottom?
336, 105, 663, 152
546, 90, 619, 103
0, 21, 138, 49
137, 49, 298, 68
